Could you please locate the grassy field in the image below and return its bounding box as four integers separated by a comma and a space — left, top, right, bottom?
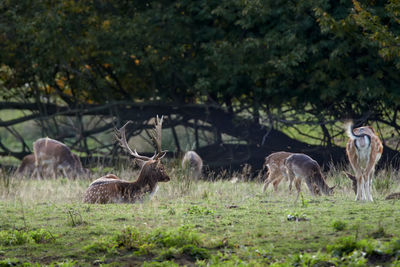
1, 163, 400, 266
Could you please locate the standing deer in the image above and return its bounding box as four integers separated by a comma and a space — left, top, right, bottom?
83, 116, 170, 204
16, 154, 36, 177
345, 121, 383, 202
262, 151, 293, 193
284, 153, 334, 201
181, 151, 203, 180
32, 137, 88, 179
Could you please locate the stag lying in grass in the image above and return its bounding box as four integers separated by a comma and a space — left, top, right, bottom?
262, 151, 293, 193
83, 116, 170, 204
32, 138, 89, 179
181, 150, 203, 180
284, 153, 335, 201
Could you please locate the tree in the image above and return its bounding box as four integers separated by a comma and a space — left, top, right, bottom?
0, 0, 399, 170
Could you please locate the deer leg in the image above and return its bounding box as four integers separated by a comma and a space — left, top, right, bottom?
272, 176, 283, 192
294, 178, 302, 202
360, 175, 367, 201
262, 169, 275, 193
366, 172, 374, 202
305, 178, 316, 197
35, 164, 43, 180
61, 167, 69, 179
356, 178, 362, 201
355, 171, 363, 201
53, 165, 59, 179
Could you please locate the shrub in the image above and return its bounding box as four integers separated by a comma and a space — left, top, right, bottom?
332, 220, 347, 231
0, 230, 31, 246
186, 205, 214, 215
148, 225, 202, 248
29, 229, 55, 244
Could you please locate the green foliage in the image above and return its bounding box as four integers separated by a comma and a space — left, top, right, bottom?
0, 258, 20, 267
148, 225, 202, 248
0, 229, 55, 246
290, 251, 338, 267
185, 205, 214, 215
29, 228, 55, 244
332, 220, 347, 231
143, 261, 179, 267
86, 225, 206, 261
2, 0, 400, 122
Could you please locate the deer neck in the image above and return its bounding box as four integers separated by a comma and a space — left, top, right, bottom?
317, 173, 331, 195
131, 166, 158, 193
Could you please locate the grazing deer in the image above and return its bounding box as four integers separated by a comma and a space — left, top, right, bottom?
181, 151, 203, 180
345, 121, 383, 202
284, 153, 335, 201
262, 151, 293, 193
83, 116, 170, 204
16, 154, 36, 177
32, 137, 88, 179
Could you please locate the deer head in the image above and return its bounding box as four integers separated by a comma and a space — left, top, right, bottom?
114, 116, 170, 184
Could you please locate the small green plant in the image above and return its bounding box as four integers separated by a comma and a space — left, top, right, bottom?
65, 207, 85, 227
84, 239, 117, 255
0, 258, 21, 267
168, 208, 176, 215
290, 251, 338, 267
29, 229, 55, 244
0, 229, 55, 246
300, 193, 309, 208
0, 229, 31, 246
149, 225, 202, 248
143, 261, 179, 267
49, 259, 78, 267
114, 226, 144, 250
369, 225, 387, 238
186, 205, 214, 215
332, 220, 347, 231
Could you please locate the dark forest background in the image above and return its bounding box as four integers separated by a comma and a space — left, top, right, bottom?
1, 0, 400, 171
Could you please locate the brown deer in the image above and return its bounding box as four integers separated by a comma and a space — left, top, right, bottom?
284, 153, 335, 201
16, 154, 36, 177
181, 151, 203, 180
32, 137, 89, 179
83, 116, 170, 204
345, 121, 383, 202
262, 151, 293, 193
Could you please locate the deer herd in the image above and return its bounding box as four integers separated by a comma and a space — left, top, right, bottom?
15, 116, 385, 203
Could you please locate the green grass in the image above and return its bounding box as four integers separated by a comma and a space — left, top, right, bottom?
0, 164, 400, 266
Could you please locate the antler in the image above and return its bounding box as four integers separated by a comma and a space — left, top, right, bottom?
115, 121, 155, 161
150, 115, 167, 160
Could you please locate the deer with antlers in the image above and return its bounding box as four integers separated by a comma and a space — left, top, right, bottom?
345, 121, 383, 202
181, 151, 203, 180
32, 138, 89, 179
262, 151, 293, 193
83, 116, 170, 204
284, 153, 335, 201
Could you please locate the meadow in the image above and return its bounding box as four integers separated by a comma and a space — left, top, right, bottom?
1, 162, 400, 266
